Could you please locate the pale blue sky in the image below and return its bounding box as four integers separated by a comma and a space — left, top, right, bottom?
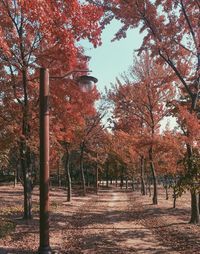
81, 19, 144, 93
80, 21, 176, 130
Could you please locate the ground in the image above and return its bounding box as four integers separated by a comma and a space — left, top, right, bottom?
0, 184, 200, 253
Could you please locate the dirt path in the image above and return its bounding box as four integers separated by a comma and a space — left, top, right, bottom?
66, 189, 179, 254
1, 185, 200, 253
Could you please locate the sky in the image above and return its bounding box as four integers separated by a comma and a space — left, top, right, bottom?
81, 19, 144, 93
80, 20, 176, 130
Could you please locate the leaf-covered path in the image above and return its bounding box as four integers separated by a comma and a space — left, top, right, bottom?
1, 185, 200, 253
66, 189, 179, 254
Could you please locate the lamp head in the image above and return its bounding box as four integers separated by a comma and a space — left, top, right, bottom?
77, 75, 98, 92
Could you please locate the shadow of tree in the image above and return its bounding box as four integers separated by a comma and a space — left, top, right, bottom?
0, 247, 35, 254
67, 227, 175, 254
1, 188, 200, 254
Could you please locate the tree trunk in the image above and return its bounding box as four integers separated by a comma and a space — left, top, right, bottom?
20, 68, 33, 219
190, 190, 199, 224
151, 167, 157, 204
65, 149, 71, 202
57, 160, 61, 187
145, 180, 148, 195
125, 178, 128, 189
20, 140, 32, 219
199, 193, 200, 212
86, 168, 90, 187
96, 161, 98, 195
106, 161, 109, 188
132, 178, 135, 191
173, 187, 176, 208
140, 156, 145, 195
14, 170, 17, 187
22, 171, 32, 219
148, 182, 151, 197
149, 147, 157, 205
80, 143, 86, 196
120, 166, 124, 189
165, 185, 169, 200
120, 177, 123, 189
187, 144, 199, 224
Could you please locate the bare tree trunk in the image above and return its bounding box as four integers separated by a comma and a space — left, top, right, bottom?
187, 144, 199, 224
165, 185, 169, 200
20, 140, 32, 219
145, 179, 148, 195
85, 168, 90, 187
140, 156, 145, 195
125, 177, 128, 189
57, 160, 61, 187
65, 149, 71, 202
19, 67, 33, 220
173, 187, 177, 208
149, 182, 151, 197
132, 178, 135, 191
199, 193, 200, 213
120, 166, 124, 189
96, 161, 98, 195
149, 147, 157, 205
190, 190, 199, 224
147, 177, 152, 197
80, 143, 86, 196
14, 170, 17, 187
106, 161, 109, 188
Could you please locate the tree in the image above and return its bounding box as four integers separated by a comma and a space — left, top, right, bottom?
89, 0, 200, 223
109, 53, 174, 204
73, 109, 108, 196
171, 104, 200, 222
0, 0, 102, 219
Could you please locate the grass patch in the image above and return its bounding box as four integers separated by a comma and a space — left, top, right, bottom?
0, 205, 23, 216
51, 200, 59, 211
0, 219, 16, 238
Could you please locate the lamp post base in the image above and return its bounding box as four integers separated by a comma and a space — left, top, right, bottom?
38, 246, 52, 254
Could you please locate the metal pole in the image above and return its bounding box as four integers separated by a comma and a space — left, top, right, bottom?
38, 68, 52, 254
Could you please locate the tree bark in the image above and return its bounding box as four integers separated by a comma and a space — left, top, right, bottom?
140, 156, 145, 195
190, 190, 199, 224
131, 178, 135, 191
149, 147, 157, 205
125, 178, 128, 189
145, 179, 148, 195
57, 160, 61, 187
65, 149, 71, 202
187, 144, 199, 224
20, 140, 32, 219
80, 143, 86, 196
148, 181, 151, 197
120, 166, 124, 189
14, 170, 17, 187
86, 168, 90, 187
19, 68, 33, 220
165, 185, 169, 200
199, 193, 200, 212
173, 187, 177, 208
95, 160, 98, 195
106, 161, 109, 188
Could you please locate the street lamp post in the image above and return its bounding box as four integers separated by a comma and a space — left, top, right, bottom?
38, 68, 51, 254
38, 68, 97, 254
